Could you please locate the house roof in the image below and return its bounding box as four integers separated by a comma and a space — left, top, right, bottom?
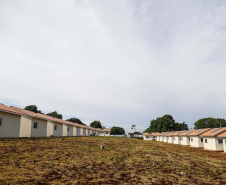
96, 128, 111, 132
179, 130, 196, 136
217, 131, 226, 138
187, 128, 211, 136
171, 130, 188, 136
11, 106, 53, 121
200, 127, 226, 137
0, 103, 26, 116
143, 132, 160, 136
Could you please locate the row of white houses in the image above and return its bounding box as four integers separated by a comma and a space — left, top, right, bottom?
0, 103, 111, 138
143, 128, 226, 153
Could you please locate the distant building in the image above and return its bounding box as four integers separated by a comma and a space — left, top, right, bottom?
96, 128, 111, 136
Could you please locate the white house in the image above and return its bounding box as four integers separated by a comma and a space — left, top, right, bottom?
172, 130, 188, 144
217, 132, 226, 153
96, 128, 111, 136
188, 128, 211, 148
143, 132, 159, 140
167, 132, 176, 143
0, 104, 32, 138
12, 106, 56, 137
201, 127, 226, 151
179, 130, 197, 146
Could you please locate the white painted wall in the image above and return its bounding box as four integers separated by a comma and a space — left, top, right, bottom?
31, 118, 48, 137
53, 123, 63, 137
190, 136, 204, 148
0, 111, 21, 138
62, 124, 67, 136
19, 116, 32, 137
223, 139, 226, 152
180, 136, 190, 145
174, 136, 180, 144
168, 137, 173, 143
46, 121, 54, 137
143, 135, 156, 140
67, 125, 73, 136
203, 137, 224, 151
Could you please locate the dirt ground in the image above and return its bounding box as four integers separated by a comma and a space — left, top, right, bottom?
0, 136, 225, 184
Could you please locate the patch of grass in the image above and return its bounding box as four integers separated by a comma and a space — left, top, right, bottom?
0, 137, 226, 184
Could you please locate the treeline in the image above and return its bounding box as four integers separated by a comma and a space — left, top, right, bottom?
145, 114, 226, 133
194, 118, 226, 129
145, 114, 188, 133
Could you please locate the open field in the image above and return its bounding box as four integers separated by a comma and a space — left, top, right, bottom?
0, 137, 226, 184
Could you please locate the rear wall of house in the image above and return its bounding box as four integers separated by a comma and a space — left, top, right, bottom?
180, 136, 190, 145
67, 125, 73, 136
0, 112, 21, 138
31, 118, 47, 137
53, 123, 63, 137
19, 116, 32, 137
203, 137, 224, 151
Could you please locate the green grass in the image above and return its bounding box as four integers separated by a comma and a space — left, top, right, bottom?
0, 136, 225, 184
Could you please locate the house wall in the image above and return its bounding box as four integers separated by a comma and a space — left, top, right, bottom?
224, 139, 226, 153
0, 111, 21, 138
86, 129, 90, 136
99, 131, 110, 136
174, 136, 180, 144
76, 127, 81, 136
203, 137, 224, 151
53, 123, 63, 137
67, 125, 73, 136
31, 118, 48, 137
19, 116, 32, 137
46, 121, 54, 137
180, 136, 190, 145
159, 136, 163, 141
163, 137, 168, 142
80, 128, 86, 136
168, 137, 173, 143
190, 136, 204, 148
62, 124, 67, 136
143, 135, 156, 140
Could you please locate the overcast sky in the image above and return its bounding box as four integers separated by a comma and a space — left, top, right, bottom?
1, 0, 226, 133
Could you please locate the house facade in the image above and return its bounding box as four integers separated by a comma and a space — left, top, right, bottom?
96, 128, 111, 136
0, 104, 32, 138
201, 127, 226, 151
188, 128, 211, 148
143, 132, 159, 140
217, 132, 226, 152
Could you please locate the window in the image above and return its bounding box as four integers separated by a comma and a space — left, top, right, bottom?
0, 117, 2, 127
218, 139, 223, 144
205, 139, 207, 143
67, 128, 70, 131
54, 125, 57, 130
153, 136, 156, 139
188, 137, 190, 141
106, 132, 108, 134
191, 138, 193, 142
173, 137, 175, 140
201, 138, 203, 142
34, 122, 38, 129
146, 136, 149, 138
180, 138, 183, 141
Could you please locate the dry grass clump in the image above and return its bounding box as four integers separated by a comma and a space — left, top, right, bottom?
0, 137, 225, 184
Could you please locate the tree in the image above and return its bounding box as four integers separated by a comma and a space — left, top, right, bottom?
110, 127, 125, 135
90, 120, 102, 128
66, 117, 86, 125
46, 111, 62, 119
194, 118, 226, 129
145, 114, 188, 132
25, 105, 42, 113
